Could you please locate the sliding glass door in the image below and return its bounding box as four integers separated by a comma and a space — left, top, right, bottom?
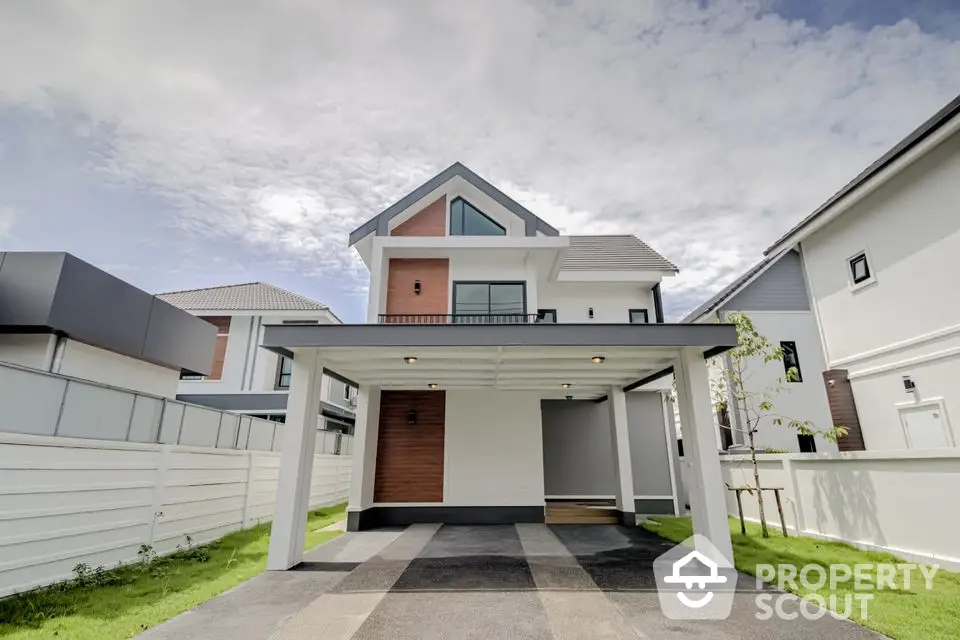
452, 282, 526, 323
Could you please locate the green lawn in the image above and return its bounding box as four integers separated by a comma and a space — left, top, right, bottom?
643, 516, 960, 640
0, 503, 347, 640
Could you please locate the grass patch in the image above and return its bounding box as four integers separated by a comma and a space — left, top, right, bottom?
643, 516, 960, 640
0, 503, 347, 640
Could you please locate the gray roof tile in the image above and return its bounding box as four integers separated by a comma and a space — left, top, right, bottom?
157, 282, 329, 311
562, 235, 679, 272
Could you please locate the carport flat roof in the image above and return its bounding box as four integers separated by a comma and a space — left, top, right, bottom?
260, 323, 737, 399
261, 322, 737, 350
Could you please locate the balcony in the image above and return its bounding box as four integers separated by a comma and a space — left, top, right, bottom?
378, 313, 545, 324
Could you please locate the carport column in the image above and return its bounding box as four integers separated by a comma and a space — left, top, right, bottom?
674, 347, 733, 564
347, 384, 381, 530
606, 386, 636, 526
267, 348, 323, 571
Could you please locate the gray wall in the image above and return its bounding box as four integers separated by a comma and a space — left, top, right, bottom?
541, 392, 677, 512
721, 250, 810, 312
0, 252, 215, 374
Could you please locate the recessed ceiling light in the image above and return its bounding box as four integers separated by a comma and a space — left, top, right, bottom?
428, 383, 438, 389
591, 356, 606, 364
560, 383, 571, 388
403, 356, 418, 364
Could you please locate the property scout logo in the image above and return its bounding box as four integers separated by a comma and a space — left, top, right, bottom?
654, 536, 939, 621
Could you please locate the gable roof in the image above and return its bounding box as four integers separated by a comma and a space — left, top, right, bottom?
348, 162, 560, 245
681, 252, 784, 323
766, 92, 960, 256
562, 235, 679, 272
157, 282, 329, 312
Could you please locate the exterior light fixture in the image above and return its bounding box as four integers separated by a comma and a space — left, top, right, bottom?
591, 356, 605, 364
414, 279, 421, 295
404, 356, 418, 364
588, 307, 594, 319
560, 383, 571, 388
407, 410, 417, 425
565, 395, 573, 401
428, 383, 438, 389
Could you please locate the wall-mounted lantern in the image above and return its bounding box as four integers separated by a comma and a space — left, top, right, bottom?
414, 280, 422, 295
588, 307, 594, 319
407, 410, 418, 425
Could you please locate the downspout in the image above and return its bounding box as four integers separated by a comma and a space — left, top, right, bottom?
652, 283, 665, 323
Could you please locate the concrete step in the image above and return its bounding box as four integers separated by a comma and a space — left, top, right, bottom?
544, 504, 619, 525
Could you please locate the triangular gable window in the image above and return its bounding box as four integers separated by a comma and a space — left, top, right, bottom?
450, 197, 506, 236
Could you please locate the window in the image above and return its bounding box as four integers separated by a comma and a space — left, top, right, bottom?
629, 309, 649, 324
780, 341, 802, 383
450, 197, 506, 236
452, 282, 525, 319
536, 309, 557, 323
282, 319, 320, 325
343, 384, 352, 401
797, 434, 817, 453
179, 371, 203, 381
276, 356, 292, 389
849, 252, 871, 285
250, 413, 286, 423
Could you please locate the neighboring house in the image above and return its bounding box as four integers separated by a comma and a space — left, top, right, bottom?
157, 282, 357, 433
0, 252, 214, 397
765, 93, 960, 451
682, 250, 837, 454
256, 162, 740, 572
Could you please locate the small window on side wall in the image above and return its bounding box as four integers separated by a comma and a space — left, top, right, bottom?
797, 434, 816, 453
629, 309, 649, 324
849, 252, 871, 285
276, 356, 292, 389
780, 341, 802, 383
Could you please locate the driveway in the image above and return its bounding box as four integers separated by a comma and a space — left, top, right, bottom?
138, 523, 885, 639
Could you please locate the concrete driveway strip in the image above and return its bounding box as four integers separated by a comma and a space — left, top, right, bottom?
516, 523, 646, 639
266, 523, 439, 640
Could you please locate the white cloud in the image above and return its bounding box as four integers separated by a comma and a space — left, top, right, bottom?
0, 1, 957, 316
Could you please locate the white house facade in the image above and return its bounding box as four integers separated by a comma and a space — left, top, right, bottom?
683, 250, 837, 454
0, 252, 214, 397
158, 283, 357, 433
257, 162, 739, 572
766, 93, 960, 451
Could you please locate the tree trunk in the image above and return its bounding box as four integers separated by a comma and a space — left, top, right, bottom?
747, 427, 769, 538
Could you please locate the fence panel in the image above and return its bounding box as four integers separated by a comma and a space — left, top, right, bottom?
0, 365, 66, 436
0, 433, 351, 598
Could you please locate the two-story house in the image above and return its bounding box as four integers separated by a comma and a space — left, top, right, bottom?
157, 282, 357, 433
765, 93, 960, 451
257, 163, 739, 572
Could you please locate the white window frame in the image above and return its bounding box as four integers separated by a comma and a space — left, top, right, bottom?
895, 397, 955, 448
847, 249, 877, 292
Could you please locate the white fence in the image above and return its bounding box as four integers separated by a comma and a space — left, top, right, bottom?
0, 433, 352, 598
0, 361, 353, 455
708, 450, 960, 570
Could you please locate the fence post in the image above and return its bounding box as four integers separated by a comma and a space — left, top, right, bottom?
241, 450, 257, 528
782, 456, 805, 534
155, 398, 168, 443
53, 380, 70, 436
148, 445, 172, 550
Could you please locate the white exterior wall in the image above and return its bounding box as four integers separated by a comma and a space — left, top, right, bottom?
443, 390, 545, 506
0, 432, 352, 597
54, 339, 179, 398
0, 334, 55, 369
721, 311, 838, 453
716, 451, 960, 569
538, 282, 656, 323
801, 131, 960, 449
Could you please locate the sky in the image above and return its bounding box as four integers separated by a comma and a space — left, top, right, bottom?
0, 0, 958, 322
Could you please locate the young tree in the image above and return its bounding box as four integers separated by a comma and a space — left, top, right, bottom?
710, 311, 847, 537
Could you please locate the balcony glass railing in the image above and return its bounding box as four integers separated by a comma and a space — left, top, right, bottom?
378, 313, 545, 324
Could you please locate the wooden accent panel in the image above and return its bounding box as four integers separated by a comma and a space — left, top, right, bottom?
374, 390, 445, 503
823, 369, 866, 451
200, 315, 231, 334
391, 196, 446, 237
198, 316, 231, 380
385, 258, 449, 315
